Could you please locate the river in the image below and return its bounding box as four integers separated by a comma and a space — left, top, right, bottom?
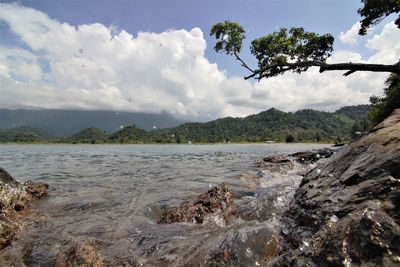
0, 143, 330, 265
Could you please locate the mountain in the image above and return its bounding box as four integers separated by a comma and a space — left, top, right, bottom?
151, 105, 372, 143
0, 105, 372, 143
334, 105, 372, 121
0, 109, 184, 136
0, 126, 58, 142
65, 127, 109, 144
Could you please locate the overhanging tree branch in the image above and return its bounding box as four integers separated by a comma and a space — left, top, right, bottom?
245, 61, 400, 80
233, 52, 254, 73
211, 12, 400, 82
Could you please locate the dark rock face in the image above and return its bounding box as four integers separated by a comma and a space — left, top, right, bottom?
159, 183, 233, 224
0, 168, 48, 250
270, 109, 400, 266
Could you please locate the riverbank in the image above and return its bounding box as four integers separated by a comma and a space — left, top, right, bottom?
0, 140, 335, 145
0, 108, 397, 265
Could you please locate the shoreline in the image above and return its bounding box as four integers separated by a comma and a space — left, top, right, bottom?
0, 141, 335, 146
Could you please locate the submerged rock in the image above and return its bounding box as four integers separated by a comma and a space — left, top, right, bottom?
0, 168, 48, 250
159, 182, 233, 224
270, 109, 400, 266
187, 227, 283, 266
55, 241, 105, 267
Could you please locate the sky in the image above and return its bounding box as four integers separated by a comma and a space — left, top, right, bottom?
0, 0, 399, 121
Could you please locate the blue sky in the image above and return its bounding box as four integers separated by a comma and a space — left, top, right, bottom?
0, 0, 399, 120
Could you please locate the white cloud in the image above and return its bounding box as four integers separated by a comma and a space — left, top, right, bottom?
0, 3, 398, 121
366, 21, 400, 64
339, 22, 361, 46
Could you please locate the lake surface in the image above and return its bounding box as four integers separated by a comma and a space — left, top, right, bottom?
0, 144, 330, 265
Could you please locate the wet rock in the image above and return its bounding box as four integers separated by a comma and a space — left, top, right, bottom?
159, 183, 233, 224
0, 167, 49, 250
55, 241, 105, 267
257, 148, 334, 170
23, 180, 49, 199
270, 109, 400, 266
290, 148, 335, 164
0, 216, 18, 250
188, 227, 283, 266
256, 155, 295, 172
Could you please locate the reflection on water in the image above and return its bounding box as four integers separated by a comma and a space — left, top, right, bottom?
0, 144, 329, 265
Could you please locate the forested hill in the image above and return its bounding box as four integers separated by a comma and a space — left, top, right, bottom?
0, 109, 184, 136
151, 105, 372, 143
63, 104, 372, 144
0, 105, 371, 143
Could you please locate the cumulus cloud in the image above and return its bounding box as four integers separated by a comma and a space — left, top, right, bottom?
339, 22, 361, 46
0, 3, 398, 121
366, 21, 400, 64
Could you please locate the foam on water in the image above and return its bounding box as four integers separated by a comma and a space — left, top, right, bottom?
0, 144, 330, 265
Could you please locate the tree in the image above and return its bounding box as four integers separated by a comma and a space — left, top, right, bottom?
285, 134, 295, 143
210, 1, 400, 81
13, 132, 39, 143
368, 74, 400, 126
358, 0, 400, 35
351, 120, 363, 139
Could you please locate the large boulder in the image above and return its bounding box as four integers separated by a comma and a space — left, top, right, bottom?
270, 109, 400, 266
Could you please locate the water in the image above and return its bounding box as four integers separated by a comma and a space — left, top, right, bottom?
0, 144, 330, 265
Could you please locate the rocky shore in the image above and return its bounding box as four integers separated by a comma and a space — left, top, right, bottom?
0, 168, 48, 250
1, 110, 398, 266
158, 109, 400, 266
270, 109, 400, 266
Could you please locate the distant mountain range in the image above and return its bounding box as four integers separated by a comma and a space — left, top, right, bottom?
0, 105, 372, 143
63, 105, 372, 144
0, 109, 184, 136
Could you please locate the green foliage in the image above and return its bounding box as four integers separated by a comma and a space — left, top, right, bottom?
150, 106, 370, 144
109, 125, 151, 143
210, 20, 246, 55
65, 127, 108, 144
358, 0, 400, 35
350, 121, 363, 139
13, 132, 39, 143
3, 106, 369, 144
368, 74, 400, 126
0, 126, 56, 143
334, 105, 372, 121
211, 3, 399, 79
250, 27, 334, 77
285, 134, 295, 143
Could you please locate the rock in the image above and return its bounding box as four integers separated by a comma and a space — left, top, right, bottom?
257, 148, 334, 169
0, 167, 49, 250
23, 180, 49, 199
270, 109, 400, 266
256, 155, 295, 171
187, 227, 283, 266
290, 148, 335, 164
159, 183, 233, 224
55, 241, 105, 267
0, 216, 18, 250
